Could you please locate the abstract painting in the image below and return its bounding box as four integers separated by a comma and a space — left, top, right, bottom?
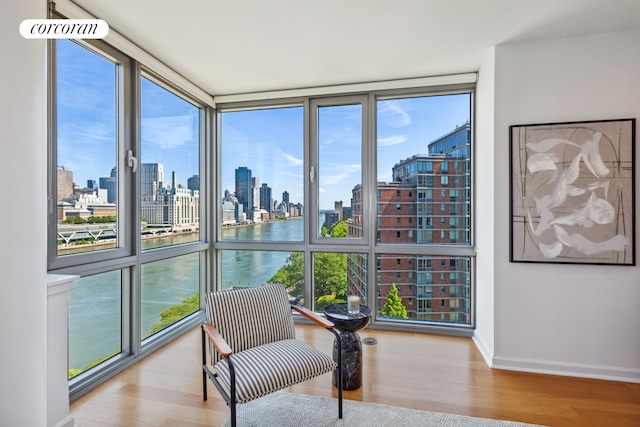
510, 119, 635, 265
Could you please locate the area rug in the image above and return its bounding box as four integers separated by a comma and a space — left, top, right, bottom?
222, 392, 545, 426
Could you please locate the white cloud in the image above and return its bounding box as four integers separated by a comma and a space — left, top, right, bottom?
378, 100, 412, 128
142, 115, 195, 149
378, 135, 406, 147
322, 164, 361, 185
274, 147, 303, 166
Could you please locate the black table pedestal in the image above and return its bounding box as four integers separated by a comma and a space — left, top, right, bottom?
332, 330, 363, 390
323, 303, 371, 391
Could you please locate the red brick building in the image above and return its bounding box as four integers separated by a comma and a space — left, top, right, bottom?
348, 124, 471, 324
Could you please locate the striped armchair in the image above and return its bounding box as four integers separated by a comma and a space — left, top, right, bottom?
202, 283, 343, 427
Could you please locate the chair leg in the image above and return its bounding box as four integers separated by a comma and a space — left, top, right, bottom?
337, 336, 343, 419
230, 399, 237, 427
329, 328, 343, 419
201, 325, 208, 401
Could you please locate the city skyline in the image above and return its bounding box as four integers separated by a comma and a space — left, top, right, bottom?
57, 39, 471, 211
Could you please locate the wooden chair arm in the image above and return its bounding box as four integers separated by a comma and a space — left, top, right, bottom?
202, 323, 233, 357
292, 305, 335, 329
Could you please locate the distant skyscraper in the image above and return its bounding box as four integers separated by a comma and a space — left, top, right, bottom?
235, 167, 253, 220
282, 191, 290, 206
188, 174, 200, 191
99, 176, 116, 203
141, 163, 165, 202
252, 177, 260, 214
87, 179, 97, 189
260, 183, 272, 214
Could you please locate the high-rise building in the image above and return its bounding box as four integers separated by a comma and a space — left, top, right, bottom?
348, 124, 471, 323
282, 191, 289, 206
235, 167, 252, 220
139, 163, 200, 231
141, 163, 165, 202
252, 177, 260, 215
334, 200, 343, 221
187, 174, 200, 191
260, 183, 272, 214
99, 175, 116, 204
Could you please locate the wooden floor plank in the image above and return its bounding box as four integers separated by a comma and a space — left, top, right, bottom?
70, 325, 640, 427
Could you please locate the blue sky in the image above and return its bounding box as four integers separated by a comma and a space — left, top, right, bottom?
57, 39, 200, 189
58, 40, 470, 210
221, 95, 470, 209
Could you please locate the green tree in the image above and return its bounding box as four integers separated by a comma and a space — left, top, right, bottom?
147, 293, 200, 336
268, 251, 347, 310
330, 220, 347, 237
313, 252, 347, 309
380, 283, 408, 319
268, 252, 305, 297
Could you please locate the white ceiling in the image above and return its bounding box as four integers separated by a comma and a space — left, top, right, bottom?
72, 0, 640, 96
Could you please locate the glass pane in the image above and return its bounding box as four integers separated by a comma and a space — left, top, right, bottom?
69, 270, 122, 378
375, 254, 471, 325
56, 40, 118, 255
221, 250, 303, 300
220, 107, 304, 241
313, 252, 367, 312
376, 94, 471, 245
140, 77, 200, 249
318, 104, 362, 239
141, 253, 200, 340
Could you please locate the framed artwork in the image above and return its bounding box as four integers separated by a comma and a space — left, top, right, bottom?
510, 118, 635, 265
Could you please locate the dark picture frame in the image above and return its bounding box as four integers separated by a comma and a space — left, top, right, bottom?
510, 118, 636, 265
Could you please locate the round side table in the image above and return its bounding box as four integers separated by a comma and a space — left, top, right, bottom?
323, 303, 371, 390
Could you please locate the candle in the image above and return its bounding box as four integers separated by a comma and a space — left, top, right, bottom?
347, 295, 360, 314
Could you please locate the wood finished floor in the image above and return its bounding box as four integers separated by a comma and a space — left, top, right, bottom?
69, 325, 640, 427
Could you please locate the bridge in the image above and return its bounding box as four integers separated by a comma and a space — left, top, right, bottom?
57, 223, 174, 245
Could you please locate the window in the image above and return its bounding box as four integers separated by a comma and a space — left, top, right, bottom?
49, 36, 207, 397
312, 96, 367, 242
216, 88, 473, 331
141, 252, 200, 340
220, 107, 303, 239
53, 39, 121, 259
68, 270, 122, 379
376, 94, 473, 326
140, 76, 201, 248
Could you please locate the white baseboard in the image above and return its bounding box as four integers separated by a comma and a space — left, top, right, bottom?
51, 414, 76, 427
492, 355, 640, 384
471, 334, 493, 368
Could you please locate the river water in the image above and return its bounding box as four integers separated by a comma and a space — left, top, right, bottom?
68, 217, 305, 372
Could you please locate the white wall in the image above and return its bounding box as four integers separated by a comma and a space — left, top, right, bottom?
490, 30, 640, 382
473, 47, 496, 364
0, 1, 48, 425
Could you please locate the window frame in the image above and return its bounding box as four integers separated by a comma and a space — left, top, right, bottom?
47, 38, 136, 271
47, 33, 211, 400
214, 84, 476, 336
309, 94, 371, 246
